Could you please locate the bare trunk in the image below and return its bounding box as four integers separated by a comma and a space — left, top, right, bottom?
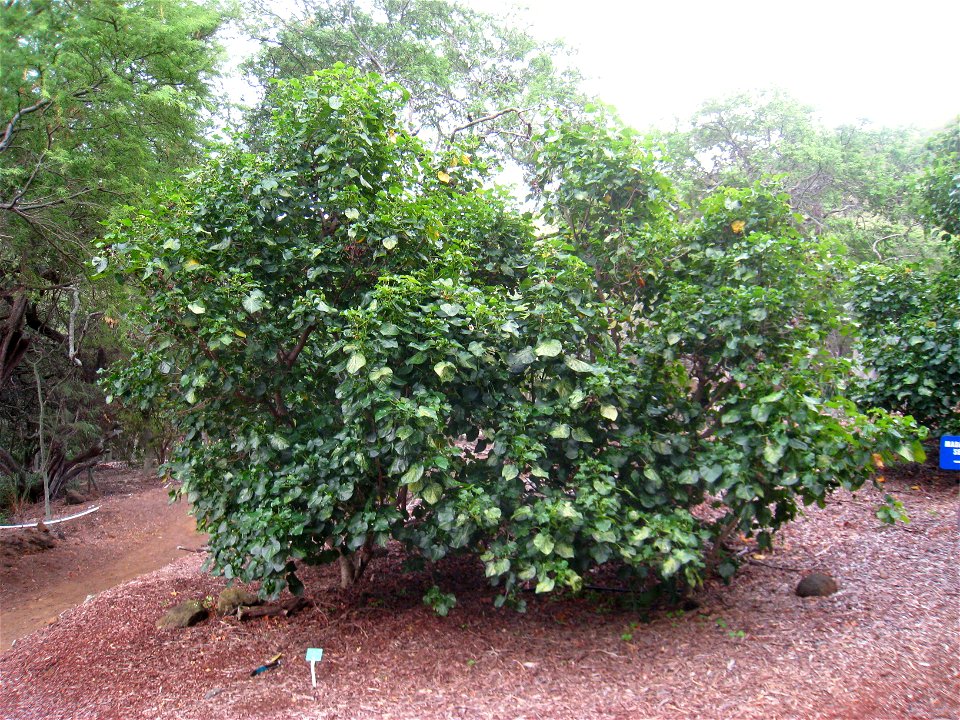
338, 542, 373, 590
32, 359, 50, 520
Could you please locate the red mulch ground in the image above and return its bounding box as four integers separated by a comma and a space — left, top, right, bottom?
1, 461, 957, 720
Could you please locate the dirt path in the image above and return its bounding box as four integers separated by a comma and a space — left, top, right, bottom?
0, 468, 204, 649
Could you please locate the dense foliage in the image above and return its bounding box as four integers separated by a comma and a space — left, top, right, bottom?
0, 0, 224, 510
851, 123, 960, 435
105, 69, 923, 604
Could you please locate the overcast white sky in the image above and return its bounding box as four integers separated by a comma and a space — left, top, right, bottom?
223, 0, 958, 132
464, 0, 958, 131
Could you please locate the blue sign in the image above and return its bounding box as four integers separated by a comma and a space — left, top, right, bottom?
940, 436, 960, 471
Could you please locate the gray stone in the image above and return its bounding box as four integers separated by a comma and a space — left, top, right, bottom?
796, 572, 838, 597
216, 587, 261, 615
157, 599, 208, 629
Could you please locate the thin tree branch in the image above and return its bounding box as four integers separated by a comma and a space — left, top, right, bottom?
0, 98, 52, 153
284, 324, 316, 368
449, 107, 531, 140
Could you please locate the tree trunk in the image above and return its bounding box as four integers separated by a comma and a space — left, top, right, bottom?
338, 543, 373, 590
0, 288, 31, 388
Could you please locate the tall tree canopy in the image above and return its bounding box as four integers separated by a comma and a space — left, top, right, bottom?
0, 0, 224, 507
242, 0, 583, 163
656, 91, 933, 264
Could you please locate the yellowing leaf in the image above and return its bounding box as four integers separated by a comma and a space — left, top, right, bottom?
437, 170, 451, 184
535, 339, 562, 357
184, 258, 201, 270
346, 352, 366, 374
871, 453, 885, 469
731, 220, 746, 234
461, 153, 471, 165
234, 329, 247, 338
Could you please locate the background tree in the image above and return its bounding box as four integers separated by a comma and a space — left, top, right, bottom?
241, 0, 583, 165
655, 90, 934, 264
106, 70, 922, 605
851, 121, 960, 435
0, 0, 224, 509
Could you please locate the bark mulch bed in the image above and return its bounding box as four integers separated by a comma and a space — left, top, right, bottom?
1, 463, 957, 720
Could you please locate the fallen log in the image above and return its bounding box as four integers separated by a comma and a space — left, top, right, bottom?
237, 596, 309, 621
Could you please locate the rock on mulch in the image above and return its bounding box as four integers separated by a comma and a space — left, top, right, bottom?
0, 470, 957, 720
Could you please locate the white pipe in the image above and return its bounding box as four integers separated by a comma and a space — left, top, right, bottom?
0, 505, 101, 529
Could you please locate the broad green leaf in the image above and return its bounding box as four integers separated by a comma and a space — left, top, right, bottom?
346, 352, 367, 374
700, 464, 723, 483
438, 303, 462, 317
751, 404, 772, 423
344, 208, 360, 220
763, 442, 786, 465
382, 235, 398, 250
369, 367, 393, 383
549, 424, 571, 439
533, 533, 554, 555
667, 332, 681, 345
564, 357, 595, 373
600, 404, 618, 421
401, 463, 424, 485
502, 463, 519, 481
242, 289, 265, 314
572, 427, 593, 443
507, 347, 536, 373
535, 339, 562, 357
433, 361, 456, 382
415, 405, 438, 419
721, 410, 741, 424
535, 576, 555, 593
422, 483, 443, 504
187, 302, 205, 314
328, 95, 343, 109
661, 556, 680, 577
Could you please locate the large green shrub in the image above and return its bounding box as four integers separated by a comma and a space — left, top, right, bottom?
104, 69, 921, 603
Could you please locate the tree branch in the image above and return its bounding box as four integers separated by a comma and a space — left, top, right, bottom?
0, 98, 52, 153
283, 324, 315, 368
449, 107, 531, 140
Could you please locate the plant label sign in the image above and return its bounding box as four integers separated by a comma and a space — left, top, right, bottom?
305, 648, 324, 687
940, 436, 960, 471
